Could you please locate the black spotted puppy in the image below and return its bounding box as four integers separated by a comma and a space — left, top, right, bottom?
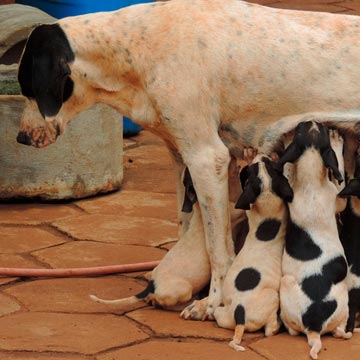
338, 151, 360, 333
213, 154, 293, 351
278, 122, 351, 360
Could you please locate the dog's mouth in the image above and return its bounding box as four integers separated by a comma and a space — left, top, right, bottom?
17, 124, 60, 148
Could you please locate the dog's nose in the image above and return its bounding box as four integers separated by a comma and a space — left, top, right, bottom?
16, 131, 32, 146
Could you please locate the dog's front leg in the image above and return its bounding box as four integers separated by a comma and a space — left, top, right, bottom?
180, 139, 234, 320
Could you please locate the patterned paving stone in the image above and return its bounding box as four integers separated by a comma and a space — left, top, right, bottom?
0, 292, 21, 317
97, 338, 265, 360
0, 312, 149, 354
0, 254, 43, 268
32, 241, 166, 268
0, 354, 89, 360
5, 276, 147, 314
0, 203, 83, 225
121, 168, 176, 193
76, 190, 177, 222
0, 226, 66, 254
52, 214, 177, 246
127, 308, 263, 343
249, 332, 360, 360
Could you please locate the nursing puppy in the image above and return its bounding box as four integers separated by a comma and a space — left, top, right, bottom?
90, 160, 247, 311
278, 122, 351, 360
338, 152, 360, 333
213, 154, 293, 351
91, 168, 211, 310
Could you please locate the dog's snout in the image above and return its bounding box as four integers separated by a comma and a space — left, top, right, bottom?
16, 131, 32, 146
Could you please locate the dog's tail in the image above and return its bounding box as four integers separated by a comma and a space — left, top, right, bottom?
90, 280, 155, 309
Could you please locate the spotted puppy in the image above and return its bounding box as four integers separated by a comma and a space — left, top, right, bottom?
278, 122, 351, 360
338, 152, 360, 333
17, 0, 360, 317
213, 154, 293, 351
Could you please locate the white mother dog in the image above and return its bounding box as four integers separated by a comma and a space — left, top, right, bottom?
16, 0, 360, 318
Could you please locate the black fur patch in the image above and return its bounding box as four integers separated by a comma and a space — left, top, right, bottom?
301, 256, 347, 302
285, 221, 322, 261
340, 201, 360, 277
301, 274, 331, 302
235, 163, 261, 210
302, 300, 337, 332
181, 167, 197, 213
235, 268, 261, 291
135, 280, 155, 299
234, 304, 245, 325
346, 288, 360, 332
322, 256, 348, 285
18, 24, 75, 118
276, 122, 342, 183
256, 219, 281, 241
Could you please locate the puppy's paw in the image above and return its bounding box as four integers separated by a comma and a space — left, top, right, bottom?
180, 298, 213, 321
229, 340, 245, 352
243, 147, 257, 165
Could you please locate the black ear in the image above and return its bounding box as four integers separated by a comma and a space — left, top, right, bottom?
32, 53, 73, 118
18, 24, 74, 118
239, 165, 249, 190
272, 173, 294, 203
235, 185, 259, 210
181, 167, 197, 213
321, 147, 343, 184
338, 179, 360, 197
276, 141, 302, 170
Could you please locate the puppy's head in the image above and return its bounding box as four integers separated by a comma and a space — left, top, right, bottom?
235, 155, 293, 210
276, 121, 343, 184
16, 23, 94, 148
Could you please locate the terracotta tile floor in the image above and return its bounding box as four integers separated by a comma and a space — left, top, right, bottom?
1, 1, 360, 359
0, 129, 359, 359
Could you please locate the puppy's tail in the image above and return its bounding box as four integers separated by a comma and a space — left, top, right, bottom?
90, 280, 155, 309
307, 332, 322, 360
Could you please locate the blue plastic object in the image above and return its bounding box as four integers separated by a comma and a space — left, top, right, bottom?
17, 0, 151, 136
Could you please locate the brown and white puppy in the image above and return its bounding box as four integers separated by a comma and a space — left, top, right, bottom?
338, 152, 360, 333
278, 122, 351, 360
213, 154, 293, 351
91, 168, 211, 310
16, 0, 360, 317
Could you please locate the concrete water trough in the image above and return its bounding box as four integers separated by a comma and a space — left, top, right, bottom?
0, 4, 123, 200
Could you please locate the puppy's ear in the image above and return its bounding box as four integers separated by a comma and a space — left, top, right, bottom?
273, 173, 294, 203
235, 184, 259, 210
181, 167, 197, 213
338, 179, 360, 197
322, 147, 343, 184
239, 165, 249, 190
276, 142, 302, 170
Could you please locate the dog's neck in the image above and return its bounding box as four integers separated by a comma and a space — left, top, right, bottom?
58, 9, 159, 127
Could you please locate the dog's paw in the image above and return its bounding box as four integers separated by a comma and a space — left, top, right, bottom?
329, 128, 344, 155
180, 298, 214, 321
243, 147, 257, 165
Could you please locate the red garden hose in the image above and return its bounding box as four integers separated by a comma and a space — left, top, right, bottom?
0, 260, 160, 278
